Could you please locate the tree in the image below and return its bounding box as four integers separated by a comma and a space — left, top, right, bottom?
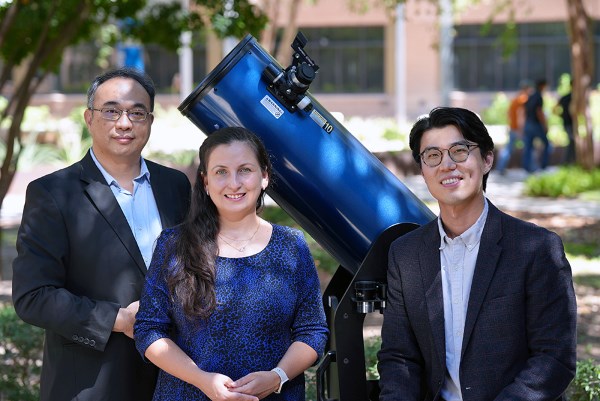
0, 0, 267, 278
0, 0, 267, 212
258, 0, 304, 64
566, 0, 595, 170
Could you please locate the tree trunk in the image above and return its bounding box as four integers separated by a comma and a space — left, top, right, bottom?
259, 0, 280, 54
565, 0, 595, 169
256, 0, 302, 66
274, 0, 302, 65
0, 0, 20, 51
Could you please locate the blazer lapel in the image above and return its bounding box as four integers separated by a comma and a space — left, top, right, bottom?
461, 202, 503, 357
146, 160, 180, 229
79, 152, 147, 275
419, 221, 447, 369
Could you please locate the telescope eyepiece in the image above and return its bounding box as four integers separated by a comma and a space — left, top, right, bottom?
262, 31, 319, 113
295, 63, 316, 86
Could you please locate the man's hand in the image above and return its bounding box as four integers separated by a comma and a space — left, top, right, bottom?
112, 300, 139, 338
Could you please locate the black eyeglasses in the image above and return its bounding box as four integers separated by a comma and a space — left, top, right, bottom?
89, 107, 152, 122
419, 143, 479, 167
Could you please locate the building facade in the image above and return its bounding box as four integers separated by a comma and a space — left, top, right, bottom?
36, 0, 600, 121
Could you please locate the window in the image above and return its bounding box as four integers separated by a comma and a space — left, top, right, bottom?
298, 27, 385, 93
54, 34, 207, 94
454, 22, 599, 91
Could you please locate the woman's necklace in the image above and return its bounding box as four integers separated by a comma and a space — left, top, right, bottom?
218, 221, 261, 253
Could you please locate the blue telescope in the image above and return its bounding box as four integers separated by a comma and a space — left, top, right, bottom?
179, 33, 435, 401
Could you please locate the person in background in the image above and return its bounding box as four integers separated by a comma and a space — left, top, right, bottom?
522, 78, 551, 172
134, 126, 328, 401
554, 80, 576, 164
496, 80, 531, 175
378, 107, 576, 401
12, 67, 191, 401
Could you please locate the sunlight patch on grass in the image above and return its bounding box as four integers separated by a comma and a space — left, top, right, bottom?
568, 254, 600, 278
580, 190, 600, 202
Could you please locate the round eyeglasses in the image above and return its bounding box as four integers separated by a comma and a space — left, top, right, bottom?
89, 107, 152, 122
419, 143, 479, 167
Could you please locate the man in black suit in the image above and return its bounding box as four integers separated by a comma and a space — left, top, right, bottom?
378, 107, 576, 401
12, 67, 191, 401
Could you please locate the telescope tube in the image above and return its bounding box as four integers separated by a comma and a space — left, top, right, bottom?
179, 35, 434, 273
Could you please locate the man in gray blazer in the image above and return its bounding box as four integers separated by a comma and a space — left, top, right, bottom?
12, 68, 191, 401
378, 107, 576, 401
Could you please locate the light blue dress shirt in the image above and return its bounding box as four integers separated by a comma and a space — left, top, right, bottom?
438, 199, 489, 401
90, 149, 162, 268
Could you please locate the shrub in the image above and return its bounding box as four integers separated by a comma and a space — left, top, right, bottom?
481, 92, 510, 125
567, 359, 600, 401
364, 336, 381, 380
524, 166, 600, 198
0, 304, 43, 401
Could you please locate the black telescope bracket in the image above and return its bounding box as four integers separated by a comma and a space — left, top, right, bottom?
262, 31, 320, 113
316, 223, 420, 401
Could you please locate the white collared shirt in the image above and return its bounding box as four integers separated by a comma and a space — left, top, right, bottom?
90, 149, 162, 268
438, 199, 489, 401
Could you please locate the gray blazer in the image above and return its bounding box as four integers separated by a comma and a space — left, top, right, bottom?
12, 151, 191, 401
378, 201, 577, 401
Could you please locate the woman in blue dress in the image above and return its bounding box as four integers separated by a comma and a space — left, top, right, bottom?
134, 127, 328, 401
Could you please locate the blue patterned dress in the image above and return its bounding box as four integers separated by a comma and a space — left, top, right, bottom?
134, 224, 328, 400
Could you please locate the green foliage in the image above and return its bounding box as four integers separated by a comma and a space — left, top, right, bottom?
567, 359, 600, 401
565, 243, 600, 260
348, 336, 600, 400
524, 166, 600, 198
1, 1, 136, 68
0, 102, 95, 170
0, 0, 268, 74
481, 92, 510, 125
127, 4, 201, 50
556, 73, 572, 97
574, 275, 600, 291
382, 126, 404, 141
0, 304, 44, 401
209, 0, 269, 39
304, 335, 382, 400
364, 336, 381, 380
481, 17, 518, 60
305, 366, 317, 401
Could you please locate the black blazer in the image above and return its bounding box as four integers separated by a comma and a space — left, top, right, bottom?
378, 201, 577, 401
12, 151, 191, 401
